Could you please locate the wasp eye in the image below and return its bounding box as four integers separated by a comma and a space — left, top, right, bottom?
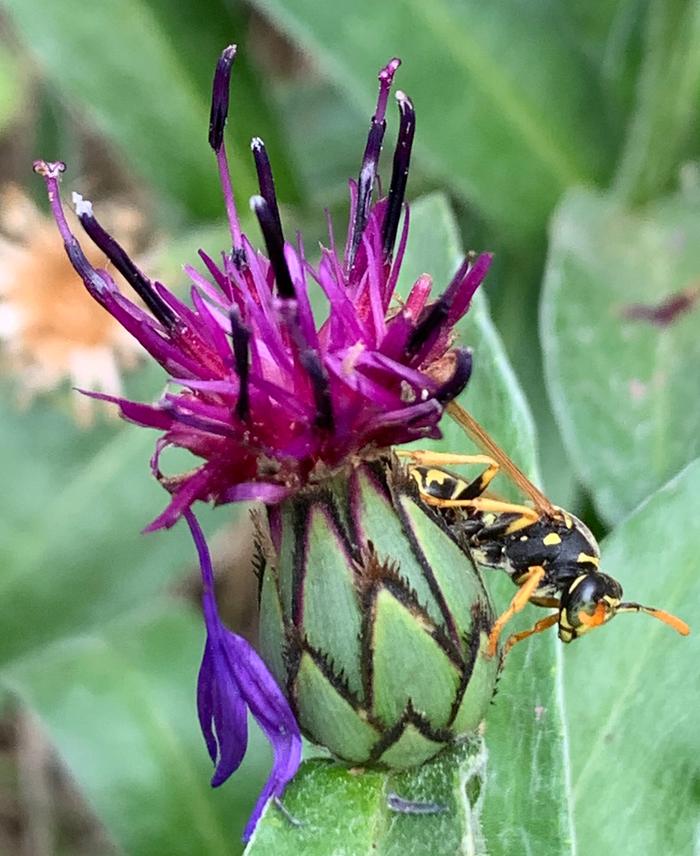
559, 572, 623, 639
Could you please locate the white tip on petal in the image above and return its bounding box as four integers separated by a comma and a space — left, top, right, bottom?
71, 192, 94, 217
249, 194, 265, 213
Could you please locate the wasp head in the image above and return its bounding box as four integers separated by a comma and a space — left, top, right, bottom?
558, 572, 622, 642
558, 572, 689, 642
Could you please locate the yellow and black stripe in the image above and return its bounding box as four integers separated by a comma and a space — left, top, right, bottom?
411, 465, 494, 503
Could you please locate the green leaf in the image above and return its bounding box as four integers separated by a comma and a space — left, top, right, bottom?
0, 378, 222, 668
3, 0, 257, 221
246, 740, 488, 856
247, 0, 608, 243
614, 0, 700, 204
541, 188, 700, 524
539, 0, 645, 125
398, 194, 537, 498
399, 194, 574, 853
0, 43, 23, 131
565, 458, 700, 854
2, 604, 269, 856
144, 0, 302, 207
269, 79, 364, 208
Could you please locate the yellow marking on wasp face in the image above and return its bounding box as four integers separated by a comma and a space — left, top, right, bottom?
559, 627, 574, 643
568, 574, 588, 593
577, 552, 599, 566
520, 535, 528, 542
560, 609, 572, 630
603, 596, 620, 608
543, 532, 561, 546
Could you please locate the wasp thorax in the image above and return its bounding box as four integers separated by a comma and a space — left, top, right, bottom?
257, 460, 501, 768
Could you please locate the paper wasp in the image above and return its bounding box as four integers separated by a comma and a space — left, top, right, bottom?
399, 402, 690, 657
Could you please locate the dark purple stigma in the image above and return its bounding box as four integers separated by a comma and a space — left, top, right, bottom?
382, 91, 415, 261
299, 348, 334, 432
33, 161, 125, 306
251, 195, 295, 300
251, 137, 284, 243
406, 257, 470, 357
406, 299, 449, 357
347, 58, 401, 271
64, 241, 111, 299
275, 300, 334, 433
74, 197, 176, 328
435, 349, 472, 403
229, 308, 250, 421
209, 45, 237, 152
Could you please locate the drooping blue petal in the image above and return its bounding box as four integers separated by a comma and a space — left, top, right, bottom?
185, 509, 302, 841
223, 632, 302, 840
196, 640, 218, 763
196, 638, 248, 785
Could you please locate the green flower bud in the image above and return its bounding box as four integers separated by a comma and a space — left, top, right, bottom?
257, 458, 500, 769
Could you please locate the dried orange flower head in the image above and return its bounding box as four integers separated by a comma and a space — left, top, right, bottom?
0, 184, 142, 425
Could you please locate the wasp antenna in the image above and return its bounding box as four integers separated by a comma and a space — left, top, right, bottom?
617, 602, 690, 636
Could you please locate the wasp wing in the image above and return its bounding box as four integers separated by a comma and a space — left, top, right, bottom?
446, 402, 558, 517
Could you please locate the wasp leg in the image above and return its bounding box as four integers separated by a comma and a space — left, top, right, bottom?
504, 613, 559, 655
423, 495, 539, 533
396, 450, 497, 468
487, 565, 546, 657
398, 451, 501, 501
529, 596, 560, 609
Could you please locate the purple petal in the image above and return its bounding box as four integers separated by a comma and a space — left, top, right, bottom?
226, 634, 302, 841
80, 391, 176, 431
198, 250, 234, 300
361, 233, 386, 341
216, 481, 293, 505
170, 377, 237, 396
363, 398, 442, 434
103, 290, 204, 377
185, 511, 301, 841
284, 243, 318, 350
145, 467, 217, 531
196, 641, 219, 762
385, 201, 410, 297
202, 639, 249, 786
190, 287, 233, 361
325, 355, 403, 407
447, 252, 493, 324
356, 350, 438, 393
185, 264, 229, 309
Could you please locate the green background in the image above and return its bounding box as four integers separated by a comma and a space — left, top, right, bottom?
0, 1, 698, 853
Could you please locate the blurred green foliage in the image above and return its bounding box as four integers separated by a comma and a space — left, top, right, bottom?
0, 0, 698, 853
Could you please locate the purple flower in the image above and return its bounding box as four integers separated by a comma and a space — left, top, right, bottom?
34, 45, 492, 840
